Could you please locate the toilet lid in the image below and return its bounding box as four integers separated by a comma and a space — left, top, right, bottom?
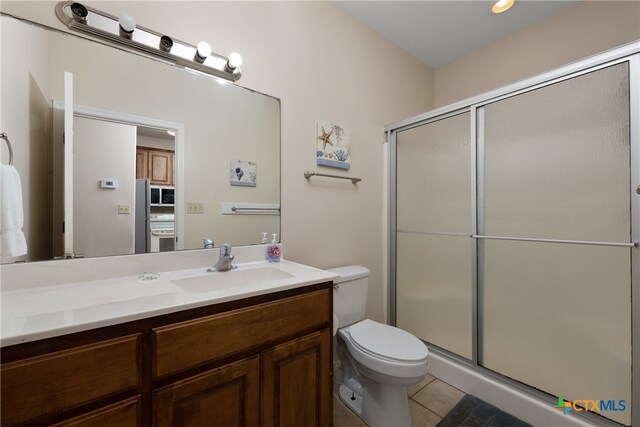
349, 319, 428, 362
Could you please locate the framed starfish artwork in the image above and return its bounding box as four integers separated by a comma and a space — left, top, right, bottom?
230, 159, 257, 187
316, 121, 351, 170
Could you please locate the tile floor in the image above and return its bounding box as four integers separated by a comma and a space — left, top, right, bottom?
334, 374, 466, 427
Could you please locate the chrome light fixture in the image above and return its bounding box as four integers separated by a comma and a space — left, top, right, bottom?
55, 1, 242, 82
159, 35, 173, 52
69, 2, 88, 23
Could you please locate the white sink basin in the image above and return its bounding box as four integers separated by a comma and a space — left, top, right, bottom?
171, 267, 294, 293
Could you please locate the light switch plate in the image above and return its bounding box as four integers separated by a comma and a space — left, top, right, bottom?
118, 204, 131, 214
187, 202, 204, 214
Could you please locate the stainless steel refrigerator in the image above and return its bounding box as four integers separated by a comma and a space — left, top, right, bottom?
135, 179, 150, 254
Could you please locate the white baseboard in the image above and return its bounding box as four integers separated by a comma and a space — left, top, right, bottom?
428, 353, 597, 427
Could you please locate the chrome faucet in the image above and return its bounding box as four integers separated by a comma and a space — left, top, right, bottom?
202, 237, 214, 249
207, 243, 236, 272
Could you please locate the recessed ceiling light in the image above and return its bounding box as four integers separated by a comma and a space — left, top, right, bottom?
492, 0, 515, 14
166, 130, 176, 136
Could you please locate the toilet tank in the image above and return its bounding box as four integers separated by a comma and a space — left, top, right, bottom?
328, 265, 370, 328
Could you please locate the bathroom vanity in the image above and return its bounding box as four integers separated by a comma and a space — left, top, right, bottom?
0, 252, 337, 426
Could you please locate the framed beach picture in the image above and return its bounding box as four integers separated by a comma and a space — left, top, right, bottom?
230, 159, 257, 187
316, 121, 351, 170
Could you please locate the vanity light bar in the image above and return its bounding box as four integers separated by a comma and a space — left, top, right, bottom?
55, 1, 242, 82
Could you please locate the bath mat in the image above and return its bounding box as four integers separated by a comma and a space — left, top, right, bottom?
435, 395, 531, 427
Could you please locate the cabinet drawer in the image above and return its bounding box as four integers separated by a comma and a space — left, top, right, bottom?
1, 334, 141, 426
51, 396, 141, 427
154, 289, 330, 378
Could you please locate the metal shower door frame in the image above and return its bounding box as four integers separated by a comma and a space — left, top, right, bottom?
387, 42, 639, 427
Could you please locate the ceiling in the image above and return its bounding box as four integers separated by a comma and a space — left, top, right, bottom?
334, 1, 580, 69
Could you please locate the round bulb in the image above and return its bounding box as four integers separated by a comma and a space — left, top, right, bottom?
228, 52, 243, 69
196, 41, 212, 59
492, 0, 515, 14
118, 12, 136, 32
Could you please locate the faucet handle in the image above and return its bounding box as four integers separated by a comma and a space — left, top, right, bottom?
220, 243, 232, 256
203, 237, 214, 249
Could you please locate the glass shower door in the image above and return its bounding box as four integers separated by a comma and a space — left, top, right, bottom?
396, 112, 473, 359
479, 63, 632, 425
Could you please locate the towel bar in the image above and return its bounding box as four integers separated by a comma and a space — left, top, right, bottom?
1, 133, 14, 165
304, 171, 361, 184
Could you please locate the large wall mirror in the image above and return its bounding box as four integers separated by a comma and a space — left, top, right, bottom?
0, 14, 280, 264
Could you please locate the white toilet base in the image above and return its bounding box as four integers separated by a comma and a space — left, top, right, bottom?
361, 377, 411, 427
338, 383, 363, 416
339, 377, 412, 427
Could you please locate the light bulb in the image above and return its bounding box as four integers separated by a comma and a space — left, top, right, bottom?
118, 12, 136, 33
228, 53, 243, 69
224, 52, 243, 73
491, 0, 515, 14
195, 41, 212, 62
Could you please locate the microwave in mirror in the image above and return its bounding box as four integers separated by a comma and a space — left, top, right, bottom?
150, 186, 174, 206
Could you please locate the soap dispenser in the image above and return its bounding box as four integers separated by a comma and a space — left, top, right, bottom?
260, 232, 268, 244
266, 234, 281, 262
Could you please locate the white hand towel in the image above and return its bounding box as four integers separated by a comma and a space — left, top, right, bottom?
1, 164, 27, 257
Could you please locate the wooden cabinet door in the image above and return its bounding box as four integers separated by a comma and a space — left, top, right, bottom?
261, 330, 331, 427
153, 356, 259, 427
136, 149, 149, 180
148, 150, 174, 185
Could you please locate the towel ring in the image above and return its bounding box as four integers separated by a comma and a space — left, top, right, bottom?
1, 133, 14, 165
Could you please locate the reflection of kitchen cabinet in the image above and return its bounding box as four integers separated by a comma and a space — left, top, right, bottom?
135, 150, 148, 180
0, 283, 332, 426
136, 147, 174, 186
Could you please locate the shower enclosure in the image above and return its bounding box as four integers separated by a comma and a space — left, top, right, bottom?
387, 43, 638, 426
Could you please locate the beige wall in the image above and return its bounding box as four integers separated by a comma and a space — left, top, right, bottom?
1, 1, 434, 321
434, 1, 640, 107
0, 17, 51, 263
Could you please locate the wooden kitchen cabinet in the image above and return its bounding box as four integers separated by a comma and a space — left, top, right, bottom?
136, 147, 174, 186
136, 149, 149, 180
0, 283, 332, 427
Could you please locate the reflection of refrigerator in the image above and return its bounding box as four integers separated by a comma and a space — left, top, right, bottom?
135, 179, 150, 254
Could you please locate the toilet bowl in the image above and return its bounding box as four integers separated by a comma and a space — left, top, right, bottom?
329, 266, 429, 427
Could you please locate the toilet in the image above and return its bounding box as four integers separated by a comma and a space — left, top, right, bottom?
329, 265, 429, 427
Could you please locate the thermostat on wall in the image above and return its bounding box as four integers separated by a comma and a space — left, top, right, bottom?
100, 179, 119, 189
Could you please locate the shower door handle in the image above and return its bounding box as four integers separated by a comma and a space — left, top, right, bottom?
470, 234, 637, 248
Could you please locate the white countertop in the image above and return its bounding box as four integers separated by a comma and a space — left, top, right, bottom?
1, 260, 338, 347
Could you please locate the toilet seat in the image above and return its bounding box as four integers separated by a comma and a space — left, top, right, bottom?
338, 320, 428, 379
350, 319, 428, 363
